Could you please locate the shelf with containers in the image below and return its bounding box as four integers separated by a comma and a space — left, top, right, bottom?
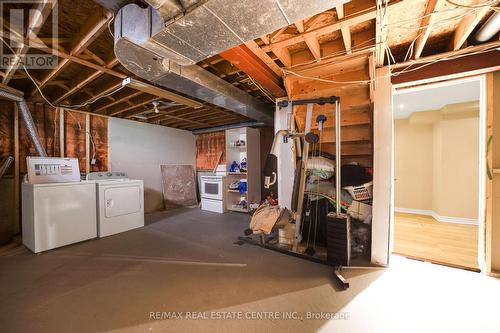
225, 127, 261, 213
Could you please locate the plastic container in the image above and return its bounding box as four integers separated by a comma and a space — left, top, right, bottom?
343, 181, 373, 201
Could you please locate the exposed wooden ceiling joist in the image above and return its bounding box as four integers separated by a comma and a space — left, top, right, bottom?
93, 91, 142, 113
3, 0, 57, 85
413, 0, 440, 59
30, 6, 112, 96
262, 0, 401, 52
336, 5, 352, 54
55, 58, 119, 104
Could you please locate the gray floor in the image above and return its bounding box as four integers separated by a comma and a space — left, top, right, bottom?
1, 208, 499, 332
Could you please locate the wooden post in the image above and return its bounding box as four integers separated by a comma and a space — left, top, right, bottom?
13, 103, 20, 235
485, 73, 494, 274
371, 67, 393, 266
85, 113, 90, 174
59, 108, 65, 157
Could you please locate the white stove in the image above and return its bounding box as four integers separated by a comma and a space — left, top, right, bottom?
200, 175, 226, 213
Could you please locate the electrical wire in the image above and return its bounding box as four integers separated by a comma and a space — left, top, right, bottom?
247, 75, 276, 103
0, 35, 107, 165
445, 0, 497, 8
285, 2, 497, 71
107, 13, 115, 39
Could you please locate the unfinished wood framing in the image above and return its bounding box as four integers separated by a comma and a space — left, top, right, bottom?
0, 0, 497, 134
13, 103, 20, 234
413, 0, 440, 59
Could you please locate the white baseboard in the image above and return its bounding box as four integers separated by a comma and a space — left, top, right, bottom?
394, 207, 478, 225
394, 207, 433, 216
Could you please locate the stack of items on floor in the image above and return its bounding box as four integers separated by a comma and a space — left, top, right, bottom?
244, 155, 372, 260
304, 155, 372, 259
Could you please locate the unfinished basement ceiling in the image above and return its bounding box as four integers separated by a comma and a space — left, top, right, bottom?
1, 0, 499, 130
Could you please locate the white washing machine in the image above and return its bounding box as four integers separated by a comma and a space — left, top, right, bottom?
87, 172, 144, 238
22, 157, 97, 253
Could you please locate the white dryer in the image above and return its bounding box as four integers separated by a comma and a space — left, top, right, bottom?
87, 172, 144, 238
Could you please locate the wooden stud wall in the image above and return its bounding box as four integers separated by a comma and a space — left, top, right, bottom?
286, 55, 373, 166
0, 101, 108, 176
195, 131, 226, 171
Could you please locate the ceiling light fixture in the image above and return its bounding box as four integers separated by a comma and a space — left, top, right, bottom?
152, 101, 160, 113
399, 104, 405, 109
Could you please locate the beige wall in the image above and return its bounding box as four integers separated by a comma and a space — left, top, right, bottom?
108, 118, 196, 213
394, 119, 434, 210
395, 102, 479, 220
434, 116, 479, 218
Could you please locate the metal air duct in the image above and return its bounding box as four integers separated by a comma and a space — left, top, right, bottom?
0, 89, 47, 157
0, 156, 14, 180
474, 11, 500, 42
113, 0, 348, 125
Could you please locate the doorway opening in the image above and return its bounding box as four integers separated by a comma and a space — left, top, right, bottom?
391, 77, 485, 271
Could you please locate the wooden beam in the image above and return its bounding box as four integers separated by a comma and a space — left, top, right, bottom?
375, 0, 388, 66
368, 52, 375, 103
244, 41, 282, 76
271, 47, 292, 67
13, 103, 19, 234
262, 0, 402, 52
3, 0, 56, 84
54, 59, 119, 105
94, 91, 142, 113
0, 31, 128, 80
82, 49, 106, 66
452, 5, 491, 50
145, 106, 194, 122
391, 47, 500, 84
414, 0, 440, 59
336, 5, 352, 54
59, 108, 64, 157
77, 81, 122, 109
295, 20, 323, 61
113, 96, 160, 117
155, 113, 212, 127
304, 36, 322, 59
30, 7, 112, 96
295, 20, 305, 33
219, 44, 286, 97
85, 114, 90, 173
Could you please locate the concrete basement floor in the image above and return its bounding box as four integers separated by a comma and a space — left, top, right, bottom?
1, 208, 499, 332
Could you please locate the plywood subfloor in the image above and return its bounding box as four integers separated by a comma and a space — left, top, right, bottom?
393, 212, 478, 270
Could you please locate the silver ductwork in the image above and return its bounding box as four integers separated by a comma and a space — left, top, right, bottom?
0, 156, 14, 180
192, 121, 266, 134
474, 11, 500, 42
132, 0, 346, 65
0, 89, 47, 157
113, 1, 347, 124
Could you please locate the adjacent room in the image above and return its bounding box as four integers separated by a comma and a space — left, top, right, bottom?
0, 0, 500, 332
393, 79, 481, 270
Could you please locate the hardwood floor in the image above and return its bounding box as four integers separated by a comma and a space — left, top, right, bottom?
393, 212, 478, 270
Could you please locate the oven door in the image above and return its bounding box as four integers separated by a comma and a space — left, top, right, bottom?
201, 178, 223, 200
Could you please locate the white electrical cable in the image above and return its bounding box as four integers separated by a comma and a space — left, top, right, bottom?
0, 35, 107, 165
108, 13, 115, 39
